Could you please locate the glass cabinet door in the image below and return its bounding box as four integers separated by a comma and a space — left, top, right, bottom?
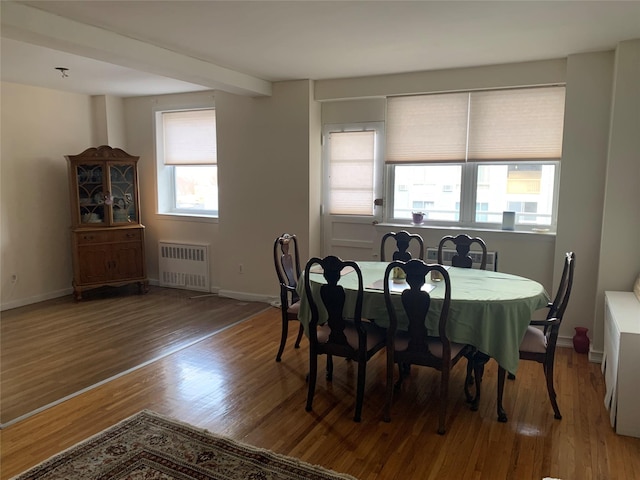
109, 163, 137, 224
76, 163, 106, 225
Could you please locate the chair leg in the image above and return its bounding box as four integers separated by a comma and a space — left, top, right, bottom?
544, 361, 562, 419
497, 366, 508, 422
463, 352, 475, 404
306, 353, 318, 412
469, 356, 484, 412
394, 362, 405, 390
354, 360, 366, 422
275, 313, 288, 362
437, 367, 449, 435
383, 351, 395, 422
294, 322, 304, 348
326, 355, 333, 381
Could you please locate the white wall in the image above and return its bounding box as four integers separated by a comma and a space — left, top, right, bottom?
122, 81, 318, 301
215, 80, 317, 300
316, 59, 567, 100
559, 51, 615, 355
0, 82, 93, 309
92, 95, 126, 147
594, 39, 640, 353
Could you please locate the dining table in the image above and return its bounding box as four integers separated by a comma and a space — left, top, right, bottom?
297, 261, 550, 377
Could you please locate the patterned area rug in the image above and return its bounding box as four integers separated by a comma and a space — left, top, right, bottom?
11, 410, 357, 480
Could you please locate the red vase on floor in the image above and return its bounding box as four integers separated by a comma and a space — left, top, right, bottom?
573, 326, 590, 354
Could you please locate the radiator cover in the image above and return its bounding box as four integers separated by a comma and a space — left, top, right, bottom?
158, 242, 210, 291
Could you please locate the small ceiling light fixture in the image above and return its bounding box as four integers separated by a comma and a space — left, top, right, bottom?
55, 67, 69, 78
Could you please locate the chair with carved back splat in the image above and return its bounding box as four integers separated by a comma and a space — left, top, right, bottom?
382, 259, 476, 434
273, 234, 305, 362
380, 230, 425, 262
304, 256, 386, 422
496, 251, 575, 422
437, 234, 489, 270
437, 233, 490, 409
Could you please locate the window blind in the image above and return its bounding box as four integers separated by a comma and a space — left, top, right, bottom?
386, 86, 565, 163
468, 87, 565, 160
386, 93, 469, 163
162, 109, 217, 165
329, 130, 375, 215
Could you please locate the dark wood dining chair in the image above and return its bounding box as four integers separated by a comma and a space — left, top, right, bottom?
437, 233, 488, 270
273, 233, 304, 362
382, 259, 475, 434
303, 255, 386, 422
437, 233, 490, 407
380, 230, 425, 262
496, 251, 576, 422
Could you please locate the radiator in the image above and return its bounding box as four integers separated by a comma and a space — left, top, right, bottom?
158, 242, 210, 291
425, 247, 498, 272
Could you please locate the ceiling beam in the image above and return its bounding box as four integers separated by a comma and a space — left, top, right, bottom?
1, 2, 272, 97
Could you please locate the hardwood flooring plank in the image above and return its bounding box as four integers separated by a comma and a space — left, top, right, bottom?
2, 304, 640, 479
0, 286, 267, 425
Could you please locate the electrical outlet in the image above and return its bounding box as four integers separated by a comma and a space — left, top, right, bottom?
11, 274, 18, 284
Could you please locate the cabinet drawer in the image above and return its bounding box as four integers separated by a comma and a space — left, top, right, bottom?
75, 231, 111, 245
112, 229, 142, 243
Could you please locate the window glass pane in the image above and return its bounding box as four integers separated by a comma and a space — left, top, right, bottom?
393, 165, 461, 221
329, 131, 375, 215
174, 165, 218, 212
475, 164, 555, 225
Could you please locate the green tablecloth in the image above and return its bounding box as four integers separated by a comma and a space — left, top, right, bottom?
297, 262, 550, 374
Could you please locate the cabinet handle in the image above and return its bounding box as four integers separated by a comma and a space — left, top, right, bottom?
126, 233, 135, 238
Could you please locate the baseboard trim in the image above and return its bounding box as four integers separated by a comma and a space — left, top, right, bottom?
217, 289, 275, 304
0, 282, 278, 311
558, 335, 602, 363
0, 287, 74, 312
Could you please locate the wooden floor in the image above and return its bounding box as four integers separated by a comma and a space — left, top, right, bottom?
0, 285, 267, 425
2, 299, 640, 479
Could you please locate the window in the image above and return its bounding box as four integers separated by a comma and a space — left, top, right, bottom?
155, 108, 218, 216
385, 86, 565, 230
392, 164, 461, 221
323, 123, 384, 217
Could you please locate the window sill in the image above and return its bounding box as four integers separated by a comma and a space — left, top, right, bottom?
154, 212, 218, 224
375, 222, 556, 237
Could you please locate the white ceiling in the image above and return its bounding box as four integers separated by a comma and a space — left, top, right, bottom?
2, 1, 640, 97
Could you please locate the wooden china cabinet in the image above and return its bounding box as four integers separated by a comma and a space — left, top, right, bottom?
66, 145, 148, 300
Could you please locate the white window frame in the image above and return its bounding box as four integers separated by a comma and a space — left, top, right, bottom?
385, 160, 560, 231
154, 107, 218, 219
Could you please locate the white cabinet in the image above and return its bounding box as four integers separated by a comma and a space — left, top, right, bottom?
602, 291, 640, 438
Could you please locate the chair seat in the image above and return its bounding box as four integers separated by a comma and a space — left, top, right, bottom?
393, 332, 468, 359
317, 320, 385, 351
287, 300, 300, 317
520, 325, 547, 354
